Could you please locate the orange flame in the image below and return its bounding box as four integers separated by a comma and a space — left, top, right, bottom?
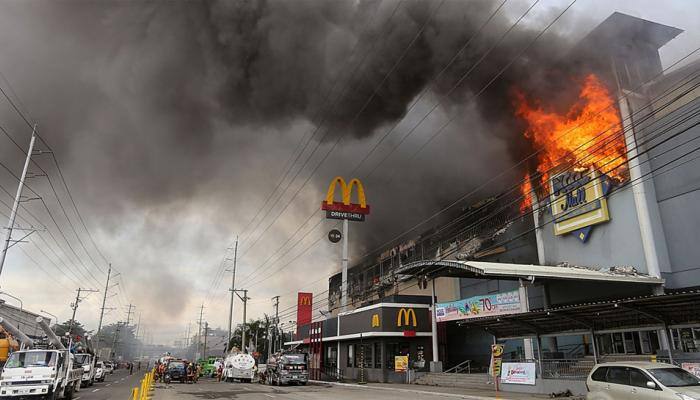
515, 74, 628, 211
520, 173, 532, 214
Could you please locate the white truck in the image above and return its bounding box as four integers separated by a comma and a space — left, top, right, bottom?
73, 353, 95, 387
0, 317, 82, 400
222, 353, 256, 383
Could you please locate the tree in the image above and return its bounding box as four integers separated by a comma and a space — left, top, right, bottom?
52, 320, 90, 340
227, 316, 271, 362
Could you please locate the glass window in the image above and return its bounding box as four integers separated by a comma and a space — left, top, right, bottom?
374, 342, 382, 369
612, 333, 625, 354
5, 351, 57, 368
591, 367, 608, 382
386, 343, 398, 369
347, 345, 354, 368
630, 369, 652, 388
360, 344, 372, 368
607, 367, 630, 385
327, 346, 337, 367
648, 368, 700, 387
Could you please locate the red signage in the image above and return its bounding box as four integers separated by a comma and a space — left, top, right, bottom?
297, 292, 313, 332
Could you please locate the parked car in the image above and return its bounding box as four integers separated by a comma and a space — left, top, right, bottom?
94, 361, 106, 382
586, 362, 700, 400
103, 361, 114, 374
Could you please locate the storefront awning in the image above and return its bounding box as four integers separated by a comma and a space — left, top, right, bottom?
395, 260, 664, 285
456, 290, 700, 339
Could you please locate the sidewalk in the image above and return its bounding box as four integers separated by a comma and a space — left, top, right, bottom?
308, 380, 582, 400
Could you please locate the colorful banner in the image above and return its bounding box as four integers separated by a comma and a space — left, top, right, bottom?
501, 362, 537, 385
435, 290, 522, 322
490, 344, 504, 379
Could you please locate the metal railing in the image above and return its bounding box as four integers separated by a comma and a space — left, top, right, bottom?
540, 359, 596, 381
444, 359, 472, 374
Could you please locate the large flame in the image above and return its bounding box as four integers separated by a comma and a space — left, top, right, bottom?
515, 74, 628, 211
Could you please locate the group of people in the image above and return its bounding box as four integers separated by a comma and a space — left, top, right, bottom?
153, 359, 202, 384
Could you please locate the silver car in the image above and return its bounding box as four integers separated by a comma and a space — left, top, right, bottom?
586, 362, 700, 400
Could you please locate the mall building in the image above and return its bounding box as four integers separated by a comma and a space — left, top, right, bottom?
286, 12, 700, 394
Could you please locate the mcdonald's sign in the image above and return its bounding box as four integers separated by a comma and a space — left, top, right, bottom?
371, 314, 380, 328
299, 295, 312, 306
297, 292, 313, 331
321, 177, 370, 221
396, 308, 417, 328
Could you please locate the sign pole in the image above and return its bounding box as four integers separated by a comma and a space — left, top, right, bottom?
340, 218, 349, 313
430, 278, 441, 371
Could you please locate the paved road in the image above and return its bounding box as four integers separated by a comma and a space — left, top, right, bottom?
153, 379, 553, 400
75, 369, 145, 400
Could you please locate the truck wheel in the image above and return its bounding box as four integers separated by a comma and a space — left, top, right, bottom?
64, 384, 75, 400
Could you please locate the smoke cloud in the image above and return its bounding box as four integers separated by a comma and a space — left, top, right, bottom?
0, 0, 693, 342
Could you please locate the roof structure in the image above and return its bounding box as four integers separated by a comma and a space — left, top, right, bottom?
455, 290, 700, 339
574, 12, 683, 53
395, 260, 664, 285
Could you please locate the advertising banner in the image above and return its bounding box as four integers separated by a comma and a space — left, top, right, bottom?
682, 363, 700, 378
435, 290, 522, 322
394, 356, 408, 372
490, 344, 504, 379
501, 362, 537, 385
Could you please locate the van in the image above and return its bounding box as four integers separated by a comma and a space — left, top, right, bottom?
586, 362, 700, 400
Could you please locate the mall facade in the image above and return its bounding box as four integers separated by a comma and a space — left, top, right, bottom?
285, 12, 700, 393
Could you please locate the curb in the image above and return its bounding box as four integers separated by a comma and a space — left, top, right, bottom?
308, 380, 510, 400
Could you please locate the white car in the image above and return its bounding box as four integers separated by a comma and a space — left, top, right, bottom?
103, 361, 114, 374
587, 362, 700, 400
94, 361, 106, 382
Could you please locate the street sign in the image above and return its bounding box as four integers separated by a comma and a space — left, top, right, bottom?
325, 210, 365, 222
321, 176, 369, 221
328, 229, 342, 243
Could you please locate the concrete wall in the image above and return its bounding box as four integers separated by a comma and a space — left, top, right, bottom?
540, 189, 648, 273
645, 97, 700, 288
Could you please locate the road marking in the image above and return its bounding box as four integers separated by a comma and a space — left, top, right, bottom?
105, 384, 111, 386
92, 389, 100, 392
74, 397, 81, 400
242, 386, 252, 391
264, 395, 275, 398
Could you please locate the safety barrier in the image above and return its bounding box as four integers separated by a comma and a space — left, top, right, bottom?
130, 370, 155, 400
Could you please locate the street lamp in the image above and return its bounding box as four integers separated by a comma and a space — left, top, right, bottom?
0, 291, 23, 312
0, 291, 24, 330
40, 310, 58, 323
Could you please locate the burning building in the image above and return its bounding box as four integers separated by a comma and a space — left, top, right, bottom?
286, 12, 700, 393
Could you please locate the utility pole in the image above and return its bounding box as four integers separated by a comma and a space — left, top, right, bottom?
202, 322, 209, 359
0, 125, 37, 281
68, 288, 98, 340
196, 305, 204, 360
135, 313, 141, 359
226, 238, 238, 353
234, 289, 249, 353
125, 304, 135, 326
271, 296, 279, 354
111, 322, 122, 360
94, 264, 111, 360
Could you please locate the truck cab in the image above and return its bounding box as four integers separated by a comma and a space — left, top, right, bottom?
0, 349, 82, 399
73, 353, 94, 387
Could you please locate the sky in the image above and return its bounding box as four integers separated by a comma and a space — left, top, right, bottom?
0, 0, 697, 345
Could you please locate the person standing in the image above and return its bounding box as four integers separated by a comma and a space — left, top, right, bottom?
129, 362, 134, 375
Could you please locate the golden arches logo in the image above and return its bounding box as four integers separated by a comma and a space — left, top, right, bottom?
371, 314, 380, 328
397, 308, 417, 327
299, 296, 311, 306
321, 176, 370, 214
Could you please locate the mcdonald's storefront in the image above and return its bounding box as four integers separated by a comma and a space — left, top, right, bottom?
287, 302, 434, 383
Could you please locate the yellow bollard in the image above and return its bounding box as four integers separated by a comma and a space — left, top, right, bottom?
132, 387, 139, 400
